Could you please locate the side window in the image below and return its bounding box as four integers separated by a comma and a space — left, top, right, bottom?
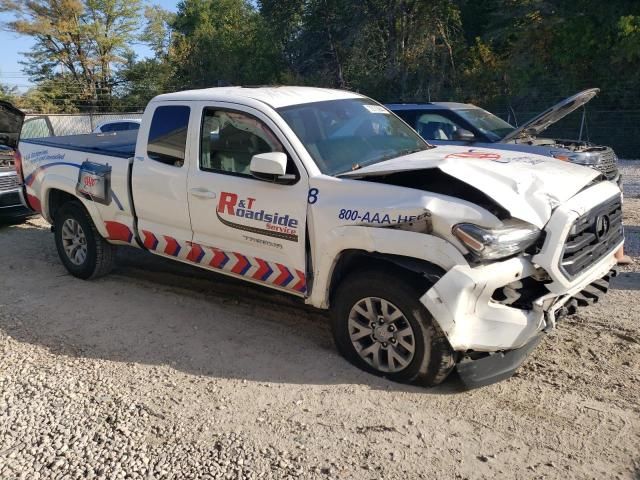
147, 105, 190, 167
200, 108, 291, 177
393, 110, 418, 129
21, 117, 54, 139
101, 123, 123, 132
414, 113, 462, 141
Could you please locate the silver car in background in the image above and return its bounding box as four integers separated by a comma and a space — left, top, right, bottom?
388, 89, 620, 183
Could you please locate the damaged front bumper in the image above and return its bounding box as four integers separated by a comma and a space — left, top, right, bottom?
421, 250, 618, 388
420, 181, 623, 387
455, 333, 544, 389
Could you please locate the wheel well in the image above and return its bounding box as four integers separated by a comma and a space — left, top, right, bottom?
48, 189, 79, 221
328, 250, 446, 307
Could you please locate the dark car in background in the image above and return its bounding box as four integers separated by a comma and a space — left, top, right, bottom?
0, 101, 30, 222
387, 89, 620, 183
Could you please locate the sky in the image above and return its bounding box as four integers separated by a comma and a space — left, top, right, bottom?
0, 0, 178, 91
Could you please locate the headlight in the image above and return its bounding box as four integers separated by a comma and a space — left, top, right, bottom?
452, 220, 541, 260
550, 151, 597, 166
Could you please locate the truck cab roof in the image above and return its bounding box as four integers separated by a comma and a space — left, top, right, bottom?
153, 86, 363, 109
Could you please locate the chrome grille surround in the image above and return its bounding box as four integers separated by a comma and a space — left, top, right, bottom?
595, 148, 618, 180
559, 194, 623, 279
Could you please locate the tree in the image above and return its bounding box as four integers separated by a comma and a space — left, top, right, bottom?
0, 81, 18, 103
0, 0, 141, 110
141, 5, 175, 57
170, 0, 282, 88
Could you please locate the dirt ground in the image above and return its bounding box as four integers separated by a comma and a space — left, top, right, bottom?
1, 175, 639, 479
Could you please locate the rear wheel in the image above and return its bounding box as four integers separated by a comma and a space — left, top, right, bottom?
331, 269, 455, 386
54, 202, 115, 279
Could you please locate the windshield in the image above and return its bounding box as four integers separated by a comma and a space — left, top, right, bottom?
278, 99, 430, 175
455, 108, 514, 141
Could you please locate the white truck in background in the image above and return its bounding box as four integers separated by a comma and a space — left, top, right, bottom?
8, 87, 622, 388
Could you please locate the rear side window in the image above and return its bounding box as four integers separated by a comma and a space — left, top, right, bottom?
147, 106, 191, 167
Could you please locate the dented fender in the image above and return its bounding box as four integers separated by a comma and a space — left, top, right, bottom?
307, 225, 468, 308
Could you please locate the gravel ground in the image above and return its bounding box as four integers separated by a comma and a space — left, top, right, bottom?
620, 160, 640, 199
1, 170, 639, 479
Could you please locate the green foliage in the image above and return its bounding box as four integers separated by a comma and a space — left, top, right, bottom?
0, 83, 18, 103
3, 0, 640, 143
1, 0, 141, 111
169, 0, 282, 88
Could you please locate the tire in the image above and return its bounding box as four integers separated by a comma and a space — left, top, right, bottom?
331, 269, 455, 386
54, 201, 115, 279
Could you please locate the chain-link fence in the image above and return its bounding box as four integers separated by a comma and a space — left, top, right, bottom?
486, 107, 640, 161
22, 112, 143, 139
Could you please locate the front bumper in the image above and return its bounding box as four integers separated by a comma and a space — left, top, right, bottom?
456, 334, 544, 389
422, 180, 622, 353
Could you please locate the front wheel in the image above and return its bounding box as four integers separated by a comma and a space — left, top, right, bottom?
331, 270, 455, 386
54, 201, 115, 279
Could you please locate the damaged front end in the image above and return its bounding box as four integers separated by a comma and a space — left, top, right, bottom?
421, 180, 623, 388
454, 267, 617, 389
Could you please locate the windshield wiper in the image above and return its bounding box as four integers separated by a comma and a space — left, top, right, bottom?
375, 147, 425, 163
338, 147, 425, 177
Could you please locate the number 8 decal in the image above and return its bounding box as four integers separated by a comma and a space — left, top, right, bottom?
308, 188, 319, 204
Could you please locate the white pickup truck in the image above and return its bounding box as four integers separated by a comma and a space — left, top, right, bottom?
10, 87, 622, 388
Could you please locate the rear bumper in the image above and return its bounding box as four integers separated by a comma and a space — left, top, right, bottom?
0, 187, 31, 218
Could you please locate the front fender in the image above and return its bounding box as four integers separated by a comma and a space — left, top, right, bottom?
307, 225, 468, 308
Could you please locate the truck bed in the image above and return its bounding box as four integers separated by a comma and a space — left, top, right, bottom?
22, 130, 137, 159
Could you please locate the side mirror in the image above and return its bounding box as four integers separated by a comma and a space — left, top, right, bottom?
453, 128, 475, 142
250, 152, 296, 184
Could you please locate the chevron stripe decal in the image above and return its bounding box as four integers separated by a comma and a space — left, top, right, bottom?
142, 230, 158, 250
253, 258, 273, 281
112, 223, 306, 295
164, 236, 181, 257
187, 243, 205, 263
292, 270, 307, 293
274, 263, 294, 287
210, 248, 229, 269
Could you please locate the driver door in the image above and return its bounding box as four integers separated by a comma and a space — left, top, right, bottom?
187, 103, 309, 295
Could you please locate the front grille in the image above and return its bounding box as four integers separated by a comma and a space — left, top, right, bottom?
595, 149, 618, 180
0, 173, 20, 192
560, 195, 623, 278
0, 191, 21, 208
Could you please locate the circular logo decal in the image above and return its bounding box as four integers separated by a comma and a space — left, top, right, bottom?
445, 151, 502, 161
594, 214, 610, 241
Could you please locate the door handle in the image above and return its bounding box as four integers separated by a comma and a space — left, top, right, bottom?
190, 188, 217, 199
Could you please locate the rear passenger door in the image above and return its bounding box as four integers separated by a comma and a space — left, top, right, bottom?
131, 103, 194, 260
187, 103, 309, 295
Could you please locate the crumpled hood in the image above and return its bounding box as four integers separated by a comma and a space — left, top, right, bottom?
340, 145, 600, 228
